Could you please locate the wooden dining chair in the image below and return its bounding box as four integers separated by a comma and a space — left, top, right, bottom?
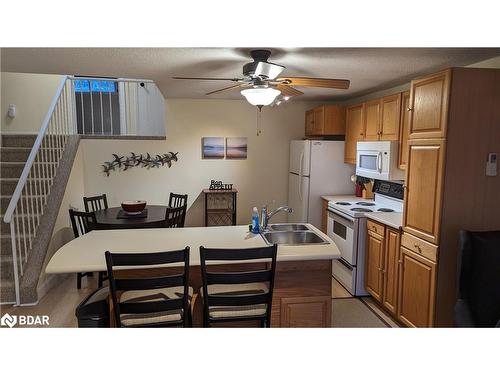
168, 193, 188, 208
199, 244, 278, 327
69, 209, 108, 289
105, 248, 192, 328
83, 194, 108, 213
165, 204, 187, 228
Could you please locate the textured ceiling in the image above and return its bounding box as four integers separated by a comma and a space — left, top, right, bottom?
2, 48, 499, 101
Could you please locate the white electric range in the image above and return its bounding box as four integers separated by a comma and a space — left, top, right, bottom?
326, 180, 404, 296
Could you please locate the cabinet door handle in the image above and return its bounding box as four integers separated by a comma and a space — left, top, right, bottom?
407, 107, 413, 112
414, 244, 422, 252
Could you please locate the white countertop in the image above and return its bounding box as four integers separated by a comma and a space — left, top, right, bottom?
364, 212, 403, 229
45, 224, 341, 274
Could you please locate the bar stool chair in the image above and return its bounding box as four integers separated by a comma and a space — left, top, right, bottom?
199, 244, 278, 327
105, 248, 192, 327
83, 194, 108, 213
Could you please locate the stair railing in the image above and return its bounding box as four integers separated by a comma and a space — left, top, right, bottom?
3, 76, 75, 305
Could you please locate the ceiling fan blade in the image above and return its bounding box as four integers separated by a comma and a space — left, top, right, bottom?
276, 84, 304, 97
172, 77, 241, 82
279, 77, 350, 89
206, 83, 247, 96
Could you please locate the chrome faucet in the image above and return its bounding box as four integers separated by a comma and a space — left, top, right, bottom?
260, 205, 293, 231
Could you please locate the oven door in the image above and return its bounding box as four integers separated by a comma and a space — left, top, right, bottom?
327, 209, 357, 265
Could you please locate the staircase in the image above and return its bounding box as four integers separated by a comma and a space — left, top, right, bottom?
1, 135, 38, 303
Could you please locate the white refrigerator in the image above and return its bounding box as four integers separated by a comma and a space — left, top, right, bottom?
288, 140, 355, 228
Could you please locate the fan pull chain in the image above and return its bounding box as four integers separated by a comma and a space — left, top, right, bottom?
256, 106, 263, 136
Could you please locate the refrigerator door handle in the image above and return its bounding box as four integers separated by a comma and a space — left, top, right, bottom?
298, 151, 304, 201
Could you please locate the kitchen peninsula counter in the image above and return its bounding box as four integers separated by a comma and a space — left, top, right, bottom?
46, 224, 340, 327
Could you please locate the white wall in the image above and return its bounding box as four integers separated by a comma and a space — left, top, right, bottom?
1, 72, 63, 134
80, 99, 322, 226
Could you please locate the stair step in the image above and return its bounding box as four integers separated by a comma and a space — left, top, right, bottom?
0, 177, 52, 196
0, 161, 59, 179
1, 134, 37, 148
0, 280, 16, 304
1, 162, 26, 179
1, 195, 45, 215
0, 255, 15, 281
0, 147, 32, 162
1, 214, 36, 236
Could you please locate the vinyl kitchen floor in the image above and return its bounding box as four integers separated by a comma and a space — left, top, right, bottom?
331, 277, 400, 328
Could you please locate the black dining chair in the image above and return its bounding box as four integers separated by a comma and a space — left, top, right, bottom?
199, 244, 278, 327
165, 204, 187, 228
454, 230, 500, 327
169, 193, 188, 208
69, 209, 108, 289
83, 194, 108, 213
105, 248, 192, 328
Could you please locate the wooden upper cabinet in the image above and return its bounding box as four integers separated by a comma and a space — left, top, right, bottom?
382, 228, 400, 315
313, 107, 324, 135
364, 99, 381, 140
398, 246, 436, 327
365, 229, 385, 302
305, 105, 345, 137
380, 93, 402, 141
305, 110, 314, 136
398, 91, 411, 169
344, 103, 365, 164
409, 69, 451, 139
403, 138, 446, 244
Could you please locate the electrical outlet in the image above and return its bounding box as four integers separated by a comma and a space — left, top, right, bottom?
486, 153, 497, 177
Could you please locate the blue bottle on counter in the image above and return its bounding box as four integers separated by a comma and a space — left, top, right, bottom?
251, 207, 260, 234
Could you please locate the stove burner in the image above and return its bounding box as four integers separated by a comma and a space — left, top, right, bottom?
356, 202, 375, 206
351, 207, 373, 212
335, 202, 351, 206
378, 208, 394, 212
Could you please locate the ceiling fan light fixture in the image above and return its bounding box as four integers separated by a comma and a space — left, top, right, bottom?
241, 87, 281, 106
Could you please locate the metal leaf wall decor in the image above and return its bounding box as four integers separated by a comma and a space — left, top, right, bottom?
102, 152, 179, 176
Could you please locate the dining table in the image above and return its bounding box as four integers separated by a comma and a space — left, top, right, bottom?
93, 204, 169, 230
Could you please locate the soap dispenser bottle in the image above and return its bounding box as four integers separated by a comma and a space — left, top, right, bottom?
251, 207, 260, 234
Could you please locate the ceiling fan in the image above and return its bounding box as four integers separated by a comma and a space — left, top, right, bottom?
173, 49, 350, 109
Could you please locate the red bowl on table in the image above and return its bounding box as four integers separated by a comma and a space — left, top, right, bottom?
121, 200, 147, 214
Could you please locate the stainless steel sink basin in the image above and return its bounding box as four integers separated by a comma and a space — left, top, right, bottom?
262, 231, 328, 246
269, 223, 309, 232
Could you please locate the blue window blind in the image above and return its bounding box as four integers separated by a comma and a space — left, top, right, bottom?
74, 79, 116, 93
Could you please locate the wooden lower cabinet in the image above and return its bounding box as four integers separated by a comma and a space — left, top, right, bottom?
280, 296, 331, 327
382, 228, 400, 314
397, 245, 436, 327
365, 229, 385, 302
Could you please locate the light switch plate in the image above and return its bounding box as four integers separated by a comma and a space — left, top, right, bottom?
486, 153, 497, 176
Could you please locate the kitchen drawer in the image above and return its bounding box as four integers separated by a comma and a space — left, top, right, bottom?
401, 232, 438, 262
367, 219, 385, 237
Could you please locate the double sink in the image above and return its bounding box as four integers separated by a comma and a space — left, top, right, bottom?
261, 223, 328, 246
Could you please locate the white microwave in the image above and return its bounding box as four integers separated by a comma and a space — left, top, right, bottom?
356, 141, 405, 181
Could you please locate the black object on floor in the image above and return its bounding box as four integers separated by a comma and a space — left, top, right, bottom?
75, 287, 110, 328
